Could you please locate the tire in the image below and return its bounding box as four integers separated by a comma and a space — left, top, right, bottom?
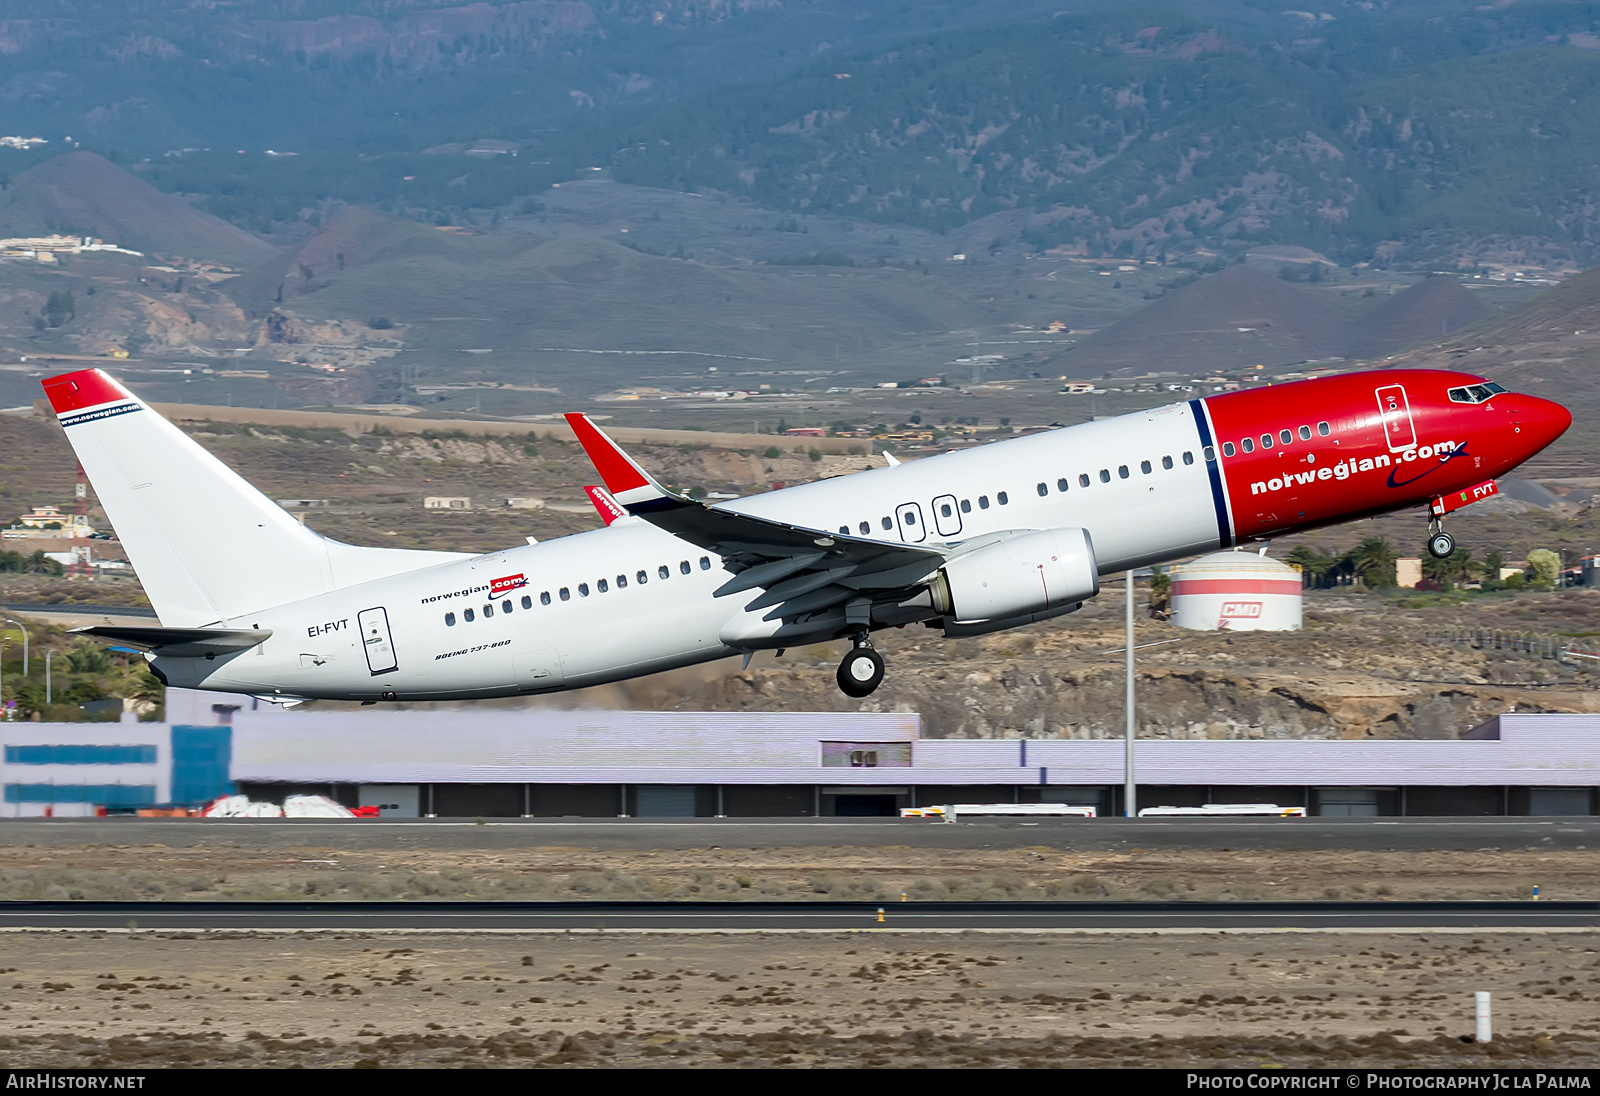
836, 647, 886, 698
1427, 531, 1455, 559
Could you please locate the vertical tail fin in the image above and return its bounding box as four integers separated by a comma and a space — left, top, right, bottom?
42, 370, 464, 626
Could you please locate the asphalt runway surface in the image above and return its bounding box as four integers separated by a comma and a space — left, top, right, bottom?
2, 816, 1595, 852
0, 899, 1593, 932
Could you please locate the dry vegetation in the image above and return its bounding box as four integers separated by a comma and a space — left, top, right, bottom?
0, 931, 1593, 1067
0, 841, 1590, 904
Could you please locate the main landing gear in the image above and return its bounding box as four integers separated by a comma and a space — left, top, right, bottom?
836, 634, 885, 698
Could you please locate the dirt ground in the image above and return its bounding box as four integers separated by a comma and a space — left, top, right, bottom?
0, 842, 1592, 904
0, 930, 1593, 1067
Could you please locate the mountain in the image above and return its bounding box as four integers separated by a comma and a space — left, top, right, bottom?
0, 152, 278, 266
221, 211, 1000, 395
1064, 266, 1504, 376
1065, 266, 1347, 377
1344, 277, 1495, 362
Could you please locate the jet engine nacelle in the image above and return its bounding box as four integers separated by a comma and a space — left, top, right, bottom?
930, 527, 1098, 624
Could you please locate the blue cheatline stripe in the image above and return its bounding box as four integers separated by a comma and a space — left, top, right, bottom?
1187, 398, 1234, 547
59, 402, 141, 429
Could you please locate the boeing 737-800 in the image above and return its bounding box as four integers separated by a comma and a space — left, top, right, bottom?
42, 367, 1569, 702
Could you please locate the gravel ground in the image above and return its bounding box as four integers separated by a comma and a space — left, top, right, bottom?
0, 930, 1593, 1067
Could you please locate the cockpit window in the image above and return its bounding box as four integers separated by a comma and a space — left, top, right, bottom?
1448, 382, 1506, 404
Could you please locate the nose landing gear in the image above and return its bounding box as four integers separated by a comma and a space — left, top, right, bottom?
836, 635, 885, 698
1426, 516, 1455, 560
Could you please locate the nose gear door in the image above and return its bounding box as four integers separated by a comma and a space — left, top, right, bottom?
357, 607, 399, 676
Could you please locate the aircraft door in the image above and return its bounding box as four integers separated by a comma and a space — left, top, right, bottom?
1375, 384, 1417, 452
357, 607, 399, 676
895, 502, 927, 543
931, 493, 963, 537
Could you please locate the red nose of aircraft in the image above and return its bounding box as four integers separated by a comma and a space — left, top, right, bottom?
1513, 394, 1573, 455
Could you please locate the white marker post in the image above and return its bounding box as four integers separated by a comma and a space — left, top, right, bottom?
1475, 991, 1492, 1043
1124, 570, 1136, 818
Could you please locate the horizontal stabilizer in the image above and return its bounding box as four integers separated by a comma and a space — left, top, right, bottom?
73, 625, 272, 658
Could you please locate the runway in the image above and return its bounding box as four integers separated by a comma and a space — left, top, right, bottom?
1, 816, 1595, 853
1, 899, 1594, 932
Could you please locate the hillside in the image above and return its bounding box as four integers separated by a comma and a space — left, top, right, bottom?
221, 215, 1002, 396
0, 152, 277, 266
1065, 265, 1500, 376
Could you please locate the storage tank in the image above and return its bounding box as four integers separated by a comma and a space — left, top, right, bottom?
1169, 548, 1302, 631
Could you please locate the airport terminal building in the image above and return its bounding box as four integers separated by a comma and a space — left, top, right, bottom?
0, 691, 1595, 818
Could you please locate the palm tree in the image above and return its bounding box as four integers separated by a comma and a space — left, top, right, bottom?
1347, 537, 1398, 587
1422, 546, 1477, 588
1287, 545, 1339, 588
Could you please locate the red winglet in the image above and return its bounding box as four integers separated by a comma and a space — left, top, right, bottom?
562, 412, 653, 495
41, 369, 133, 414
584, 485, 627, 526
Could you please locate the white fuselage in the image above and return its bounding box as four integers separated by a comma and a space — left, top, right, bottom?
163, 402, 1221, 701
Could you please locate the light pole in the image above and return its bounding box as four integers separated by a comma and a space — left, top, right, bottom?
3, 619, 26, 678
45, 649, 53, 706
1124, 570, 1136, 818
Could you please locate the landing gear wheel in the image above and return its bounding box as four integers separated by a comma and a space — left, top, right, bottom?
837, 647, 885, 698
1427, 531, 1456, 559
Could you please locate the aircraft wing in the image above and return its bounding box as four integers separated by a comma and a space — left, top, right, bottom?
73, 625, 272, 658
564, 414, 947, 621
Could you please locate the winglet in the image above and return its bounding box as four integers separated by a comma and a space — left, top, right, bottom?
563, 413, 684, 513
583, 485, 628, 526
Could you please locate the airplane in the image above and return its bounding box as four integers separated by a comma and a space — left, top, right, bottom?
41, 366, 1569, 702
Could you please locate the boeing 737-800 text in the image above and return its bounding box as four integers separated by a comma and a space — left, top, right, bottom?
42, 367, 1569, 701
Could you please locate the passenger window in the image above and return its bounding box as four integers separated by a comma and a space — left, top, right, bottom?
1098, 469, 1110, 483
1202, 446, 1214, 463
522, 595, 533, 609
903, 511, 917, 525
637, 571, 648, 585
839, 526, 849, 535
960, 499, 971, 513
1140, 460, 1152, 474
560, 587, 571, 601
859, 521, 871, 534
1241, 438, 1254, 453
979, 496, 990, 509
598, 578, 609, 592
1118, 465, 1129, 479
1057, 478, 1069, 492
616, 574, 627, 588
1079, 474, 1090, 487
1223, 442, 1236, 457
445, 612, 456, 626
997, 491, 1008, 505
464, 608, 475, 622
1318, 421, 1330, 436
1161, 455, 1173, 470
940, 502, 953, 517
1184, 451, 1195, 465
1037, 482, 1048, 497
1298, 425, 1312, 441
541, 591, 552, 606
501, 600, 512, 614
659, 565, 669, 580
700, 556, 711, 570
483, 603, 494, 617
1280, 429, 1292, 445
881, 516, 892, 529
578, 583, 589, 597
1260, 434, 1273, 450
679, 560, 691, 574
